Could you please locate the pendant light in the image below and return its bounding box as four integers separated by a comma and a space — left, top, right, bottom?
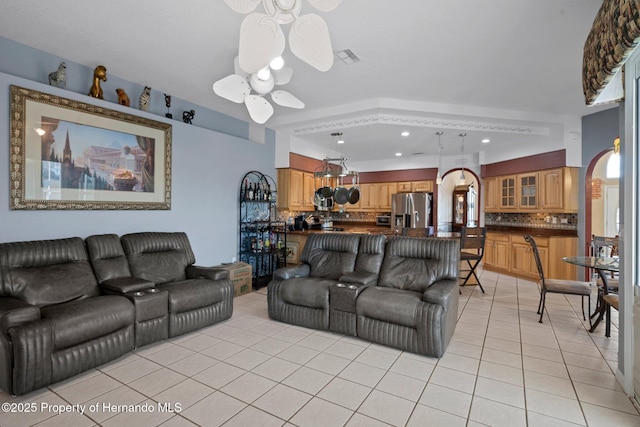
458, 132, 467, 185
435, 131, 444, 185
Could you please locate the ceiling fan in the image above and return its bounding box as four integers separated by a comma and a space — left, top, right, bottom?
213, 56, 304, 124
223, 0, 342, 73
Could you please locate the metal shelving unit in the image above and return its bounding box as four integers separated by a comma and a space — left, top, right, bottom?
238, 171, 286, 289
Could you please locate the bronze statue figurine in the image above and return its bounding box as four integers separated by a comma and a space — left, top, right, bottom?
116, 88, 130, 106
88, 65, 107, 99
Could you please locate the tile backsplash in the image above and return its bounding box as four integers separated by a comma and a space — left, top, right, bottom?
485, 212, 577, 230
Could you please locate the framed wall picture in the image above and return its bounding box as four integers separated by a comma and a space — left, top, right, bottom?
9, 85, 172, 210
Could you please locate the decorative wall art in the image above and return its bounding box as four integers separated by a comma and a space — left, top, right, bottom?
10, 85, 172, 210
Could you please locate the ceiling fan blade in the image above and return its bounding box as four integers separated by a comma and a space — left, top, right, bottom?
271, 90, 305, 109
212, 74, 251, 103
273, 66, 293, 85
233, 56, 249, 78
239, 13, 285, 74
223, 0, 260, 14
307, 0, 343, 12
289, 14, 334, 72
245, 95, 274, 124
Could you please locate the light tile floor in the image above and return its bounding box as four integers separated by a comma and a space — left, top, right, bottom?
1, 268, 639, 426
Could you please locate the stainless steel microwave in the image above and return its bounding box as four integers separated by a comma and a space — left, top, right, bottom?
376, 215, 391, 226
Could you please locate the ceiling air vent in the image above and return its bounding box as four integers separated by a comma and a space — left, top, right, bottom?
335, 49, 360, 65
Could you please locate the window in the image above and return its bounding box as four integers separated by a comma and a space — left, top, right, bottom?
606, 151, 620, 179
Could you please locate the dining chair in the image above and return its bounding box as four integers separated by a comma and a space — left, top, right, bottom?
459, 226, 486, 293
591, 234, 619, 287
524, 235, 592, 324
603, 293, 619, 338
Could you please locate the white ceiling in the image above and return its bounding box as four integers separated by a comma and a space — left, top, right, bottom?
0, 0, 611, 168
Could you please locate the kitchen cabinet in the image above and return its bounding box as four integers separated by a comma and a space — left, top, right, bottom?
540, 168, 578, 212
484, 177, 499, 212
485, 232, 510, 271
485, 167, 578, 213
517, 173, 538, 210
377, 182, 397, 211
276, 168, 315, 211
397, 180, 433, 193
302, 172, 315, 210
499, 176, 517, 210
484, 232, 575, 280
358, 183, 377, 210
511, 236, 547, 277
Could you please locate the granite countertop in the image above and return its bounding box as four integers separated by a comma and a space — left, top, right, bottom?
486, 224, 578, 237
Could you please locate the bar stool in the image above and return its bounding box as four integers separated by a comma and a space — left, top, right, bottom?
459, 226, 486, 293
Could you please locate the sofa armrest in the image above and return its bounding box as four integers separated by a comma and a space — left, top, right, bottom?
0, 298, 40, 335
338, 271, 378, 286
186, 265, 229, 280
273, 264, 310, 280
100, 277, 155, 294
422, 279, 458, 308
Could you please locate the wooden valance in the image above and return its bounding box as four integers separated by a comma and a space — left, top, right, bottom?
583, 0, 640, 105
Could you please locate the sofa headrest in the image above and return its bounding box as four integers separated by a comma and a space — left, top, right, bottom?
85, 234, 132, 283
121, 232, 195, 284
0, 237, 100, 306
300, 233, 360, 280
355, 234, 386, 275
378, 237, 459, 292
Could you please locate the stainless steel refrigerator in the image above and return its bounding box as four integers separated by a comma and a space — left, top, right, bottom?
391, 192, 433, 233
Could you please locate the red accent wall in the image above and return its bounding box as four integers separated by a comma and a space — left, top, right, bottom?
481, 149, 566, 178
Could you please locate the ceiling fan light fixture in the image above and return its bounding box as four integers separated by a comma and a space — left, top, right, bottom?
257, 66, 271, 80
270, 56, 284, 70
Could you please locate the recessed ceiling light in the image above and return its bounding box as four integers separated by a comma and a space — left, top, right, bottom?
395, 152, 402, 157
401, 131, 410, 137
337, 138, 345, 144
482, 138, 490, 143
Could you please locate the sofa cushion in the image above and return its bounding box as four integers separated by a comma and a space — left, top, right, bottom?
356, 287, 423, 328
8, 262, 100, 307
280, 277, 334, 308
127, 250, 189, 284
85, 234, 132, 283
40, 295, 134, 350
378, 257, 439, 293
157, 279, 226, 313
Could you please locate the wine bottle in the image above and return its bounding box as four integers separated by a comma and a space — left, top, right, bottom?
248, 183, 254, 200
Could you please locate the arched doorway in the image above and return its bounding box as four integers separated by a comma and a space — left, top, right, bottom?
584, 148, 620, 282
436, 168, 481, 234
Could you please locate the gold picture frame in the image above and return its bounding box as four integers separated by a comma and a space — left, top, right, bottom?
9, 85, 172, 210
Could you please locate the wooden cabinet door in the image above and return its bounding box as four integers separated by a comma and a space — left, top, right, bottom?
301, 172, 315, 210
493, 240, 510, 271
499, 176, 517, 209
359, 183, 377, 210
511, 241, 547, 279
484, 177, 498, 211
484, 237, 496, 267
517, 173, 538, 209
288, 169, 304, 208
412, 180, 433, 192
377, 183, 397, 210
540, 168, 564, 210
397, 182, 412, 193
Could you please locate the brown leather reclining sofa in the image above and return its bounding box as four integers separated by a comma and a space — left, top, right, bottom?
0, 232, 233, 396
268, 233, 460, 358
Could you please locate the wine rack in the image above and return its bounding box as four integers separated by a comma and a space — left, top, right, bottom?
238, 171, 286, 289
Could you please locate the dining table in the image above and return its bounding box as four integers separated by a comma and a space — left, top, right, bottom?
562, 256, 619, 334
